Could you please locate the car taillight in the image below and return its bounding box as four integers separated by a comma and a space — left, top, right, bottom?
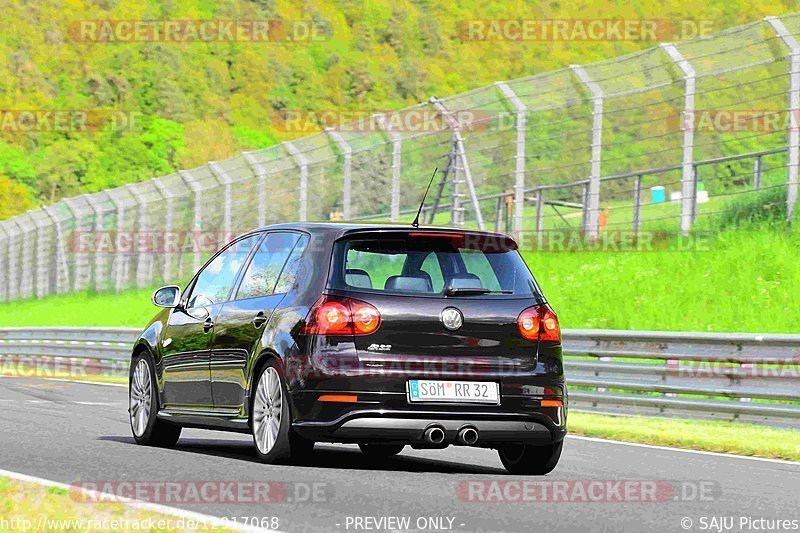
517, 307, 540, 340
517, 304, 561, 342
302, 296, 381, 336
540, 304, 560, 342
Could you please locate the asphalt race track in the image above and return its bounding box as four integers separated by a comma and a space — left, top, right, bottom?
1, 376, 798, 533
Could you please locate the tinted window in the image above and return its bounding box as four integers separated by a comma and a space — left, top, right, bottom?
188, 235, 258, 308
420, 252, 445, 293
332, 233, 539, 297
460, 248, 502, 291
236, 232, 300, 300
274, 235, 309, 294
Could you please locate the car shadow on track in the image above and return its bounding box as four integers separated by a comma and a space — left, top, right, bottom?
100, 436, 505, 474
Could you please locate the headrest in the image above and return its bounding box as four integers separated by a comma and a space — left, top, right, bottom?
384, 275, 433, 293
346, 268, 373, 289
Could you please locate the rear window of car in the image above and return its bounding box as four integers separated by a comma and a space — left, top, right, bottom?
329, 232, 541, 298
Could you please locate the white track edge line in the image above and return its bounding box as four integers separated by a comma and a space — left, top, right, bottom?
0, 467, 278, 533
568, 435, 800, 465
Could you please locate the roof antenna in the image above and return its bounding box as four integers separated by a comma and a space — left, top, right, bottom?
411, 167, 438, 228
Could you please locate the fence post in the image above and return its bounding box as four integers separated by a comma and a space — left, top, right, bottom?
179, 170, 203, 275
494, 197, 504, 232
126, 183, 151, 288
430, 96, 486, 230
661, 43, 696, 236
105, 189, 127, 293
283, 141, 308, 221
42, 205, 70, 294
536, 191, 545, 233
495, 82, 527, 239
0, 222, 7, 302
765, 16, 800, 224
752, 156, 762, 190
580, 183, 590, 232
633, 174, 644, 237
243, 152, 268, 227
151, 179, 174, 283
375, 114, 403, 222
15, 215, 34, 298
86, 194, 107, 293
325, 129, 352, 220
570, 65, 603, 239
692, 164, 700, 222
62, 198, 84, 292
536, 191, 545, 249
33, 212, 50, 298
6, 219, 18, 300
209, 162, 234, 235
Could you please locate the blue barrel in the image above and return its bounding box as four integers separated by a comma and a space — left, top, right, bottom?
651, 186, 665, 204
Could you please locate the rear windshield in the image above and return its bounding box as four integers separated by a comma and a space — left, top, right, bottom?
329, 232, 541, 298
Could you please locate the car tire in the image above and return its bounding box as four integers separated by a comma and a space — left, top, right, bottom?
129, 352, 181, 447
289, 431, 316, 461
251, 361, 293, 463
358, 443, 405, 458
497, 440, 563, 475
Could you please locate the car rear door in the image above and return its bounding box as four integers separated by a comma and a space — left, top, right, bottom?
161, 234, 259, 408
209, 232, 309, 410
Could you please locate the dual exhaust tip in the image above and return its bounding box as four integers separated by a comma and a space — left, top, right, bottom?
423, 426, 478, 445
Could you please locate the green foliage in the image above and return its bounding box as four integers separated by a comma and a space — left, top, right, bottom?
712, 186, 788, 230
0, 0, 795, 218
0, 175, 35, 218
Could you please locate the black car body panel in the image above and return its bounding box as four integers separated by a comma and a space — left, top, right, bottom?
132, 223, 568, 447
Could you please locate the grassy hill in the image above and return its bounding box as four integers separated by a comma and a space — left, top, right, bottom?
0, 0, 795, 217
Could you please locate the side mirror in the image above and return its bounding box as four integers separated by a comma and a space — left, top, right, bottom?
152, 285, 182, 308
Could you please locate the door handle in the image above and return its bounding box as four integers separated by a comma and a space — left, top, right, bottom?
203, 317, 214, 333
252, 311, 268, 329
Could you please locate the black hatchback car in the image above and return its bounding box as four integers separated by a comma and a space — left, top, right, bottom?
129, 223, 567, 474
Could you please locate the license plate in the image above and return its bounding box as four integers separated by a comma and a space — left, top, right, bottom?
407, 380, 500, 404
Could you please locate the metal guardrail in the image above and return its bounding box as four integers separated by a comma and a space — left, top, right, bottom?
562, 329, 800, 428
1, 327, 798, 428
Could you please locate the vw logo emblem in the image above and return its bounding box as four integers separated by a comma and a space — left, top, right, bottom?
440, 307, 464, 331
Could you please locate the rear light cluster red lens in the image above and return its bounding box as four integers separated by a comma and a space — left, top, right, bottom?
517, 304, 561, 342
302, 295, 381, 336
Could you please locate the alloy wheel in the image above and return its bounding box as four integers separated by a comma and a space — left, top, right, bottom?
253, 367, 283, 455
129, 359, 152, 437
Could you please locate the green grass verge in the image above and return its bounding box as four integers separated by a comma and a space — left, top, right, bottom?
0, 475, 233, 531
569, 411, 800, 462
525, 226, 800, 332
0, 288, 157, 328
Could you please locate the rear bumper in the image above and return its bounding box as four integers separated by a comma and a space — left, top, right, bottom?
292, 407, 567, 446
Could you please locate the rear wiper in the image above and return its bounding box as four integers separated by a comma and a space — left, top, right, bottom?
444, 287, 513, 296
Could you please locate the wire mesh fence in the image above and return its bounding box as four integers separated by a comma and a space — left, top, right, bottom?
2, 14, 800, 302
